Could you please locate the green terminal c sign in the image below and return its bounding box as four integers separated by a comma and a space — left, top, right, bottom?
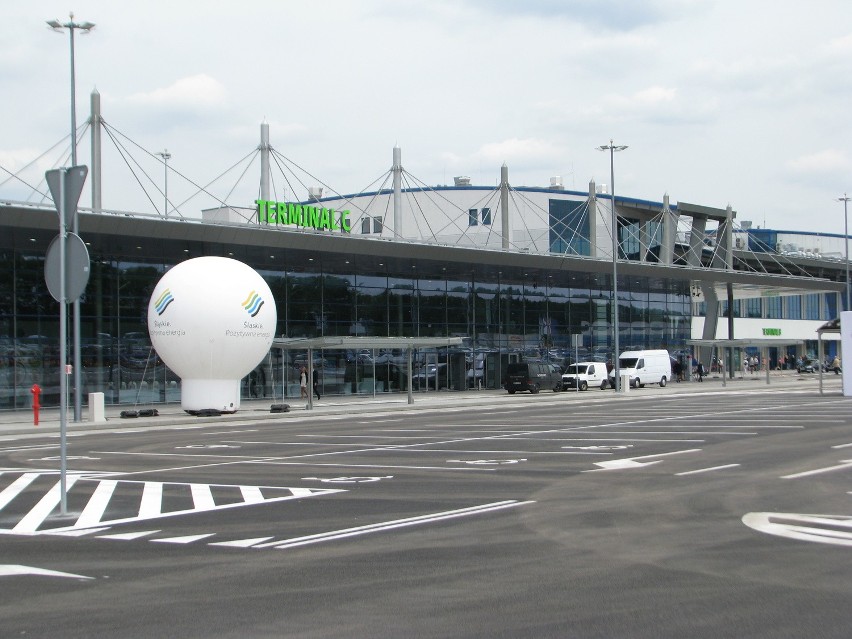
256, 199, 351, 233
762, 328, 781, 336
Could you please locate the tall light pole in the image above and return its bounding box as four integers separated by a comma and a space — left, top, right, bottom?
157, 150, 172, 217
597, 140, 628, 391
47, 13, 95, 423
840, 194, 851, 311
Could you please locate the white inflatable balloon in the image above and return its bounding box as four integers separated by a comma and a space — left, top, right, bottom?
147, 256, 277, 413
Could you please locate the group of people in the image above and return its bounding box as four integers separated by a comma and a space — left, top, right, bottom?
299, 366, 321, 400
742, 354, 760, 375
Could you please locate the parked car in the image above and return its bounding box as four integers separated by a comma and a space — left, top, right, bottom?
562, 362, 609, 391
797, 358, 819, 374
505, 362, 562, 394
413, 363, 447, 390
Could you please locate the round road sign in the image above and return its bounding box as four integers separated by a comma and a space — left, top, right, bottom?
44, 232, 90, 303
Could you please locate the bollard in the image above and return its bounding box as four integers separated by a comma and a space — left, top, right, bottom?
30, 383, 41, 426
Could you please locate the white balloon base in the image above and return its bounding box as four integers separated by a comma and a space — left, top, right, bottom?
181, 379, 241, 414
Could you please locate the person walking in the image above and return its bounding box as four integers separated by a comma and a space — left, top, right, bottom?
696, 360, 705, 382
832, 355, 842, 375
313, 367, 321, 400
299, 366, 308, 399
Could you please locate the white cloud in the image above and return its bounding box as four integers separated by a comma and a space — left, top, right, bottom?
786, 149, 852, 175
125, 74, 227, 110
473, 138, 566, 166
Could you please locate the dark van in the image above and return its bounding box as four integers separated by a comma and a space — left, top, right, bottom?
506, 362, 562, 394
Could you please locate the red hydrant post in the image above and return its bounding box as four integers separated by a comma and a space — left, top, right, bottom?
30, 384, 41, 426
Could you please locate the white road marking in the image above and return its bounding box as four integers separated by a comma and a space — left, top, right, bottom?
0, 472, 40, 510
446, 458, 526, 465
831, 443, 852, 449
239, 485, 265, 504
0, 564, 93, 580
302, 476, 393, 484
577, 431, 758, 436
75, 480, 117, 529
139, 481, 163, 518
190, 483, 216, 510
743, 512, 852, 547
47, 527, 111, 537
152, 533, 216, 544
781, 461, 852, 479
508, 438, 706, 443
209, 537, 274, 548
13, 475, 81, 533
0, 445, 58, 453
586, 448, 701, 472
0, 472, 345, 534
254, 500, 535, 550
98, 530, 160, 540
253, 461, 496, 471
675, 464, 740, 476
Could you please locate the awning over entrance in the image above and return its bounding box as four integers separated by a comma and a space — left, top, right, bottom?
272, 336, 465, 409
816, 318, 841, 395
686, 338, 805, 387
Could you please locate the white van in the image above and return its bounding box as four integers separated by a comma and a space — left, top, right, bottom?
609, 350, 672, 389
562, 362, 609, 391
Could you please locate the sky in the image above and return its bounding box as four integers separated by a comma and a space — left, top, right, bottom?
3, 0, 852, 234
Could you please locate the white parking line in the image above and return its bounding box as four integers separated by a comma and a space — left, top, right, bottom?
675, 464, 740, 476
253, 500, 535, 550
781, 462, 852, 479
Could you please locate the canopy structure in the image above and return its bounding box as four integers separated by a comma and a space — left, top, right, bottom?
816, 318, 842, 395
272, 336, 465, 408
686, 338, 805, 387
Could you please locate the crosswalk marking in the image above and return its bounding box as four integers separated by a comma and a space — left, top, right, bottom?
75, 480, 116, 529
0, 471, 344, 535
14, 475, 81, 534
191, 483, 215, 510
139, 481, 163, 519
0, 473, 39, 510
240, 485, 264, 504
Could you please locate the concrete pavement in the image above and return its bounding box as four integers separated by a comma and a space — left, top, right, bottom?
0, 368, 842, 437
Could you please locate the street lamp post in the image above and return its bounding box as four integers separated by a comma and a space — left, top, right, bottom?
839, 194, 851, 311
47, 13, 95, 423
157, 150, 172, 217
597, 140, 628, 392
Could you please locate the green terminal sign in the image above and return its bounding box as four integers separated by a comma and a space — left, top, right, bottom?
762, 328, 782, 336
256, 199, 351, 233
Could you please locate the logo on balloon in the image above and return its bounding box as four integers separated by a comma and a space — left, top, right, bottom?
241, 290, 265, 318
154, 288, 175, 315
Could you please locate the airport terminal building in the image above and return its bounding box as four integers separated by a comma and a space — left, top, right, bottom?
0, 122, 846, 410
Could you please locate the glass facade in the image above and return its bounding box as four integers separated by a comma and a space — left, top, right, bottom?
0, 242, 692, 410
549, 199, 590, 256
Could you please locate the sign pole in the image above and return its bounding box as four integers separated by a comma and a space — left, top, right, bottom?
46, 164, 87, 518
57, 168, 68, 515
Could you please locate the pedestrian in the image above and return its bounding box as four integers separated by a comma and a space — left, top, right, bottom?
696, 361, 704, 382
313, 367, 321, 400
742, 356, 749, 378
832, 355, 841, 375
299, 366, 308, 399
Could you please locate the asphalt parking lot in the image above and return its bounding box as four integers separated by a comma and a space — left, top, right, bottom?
0, 372, 850, 638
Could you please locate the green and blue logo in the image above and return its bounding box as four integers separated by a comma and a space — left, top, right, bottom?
242, 290, 265, 318
154, 288, 174, 315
